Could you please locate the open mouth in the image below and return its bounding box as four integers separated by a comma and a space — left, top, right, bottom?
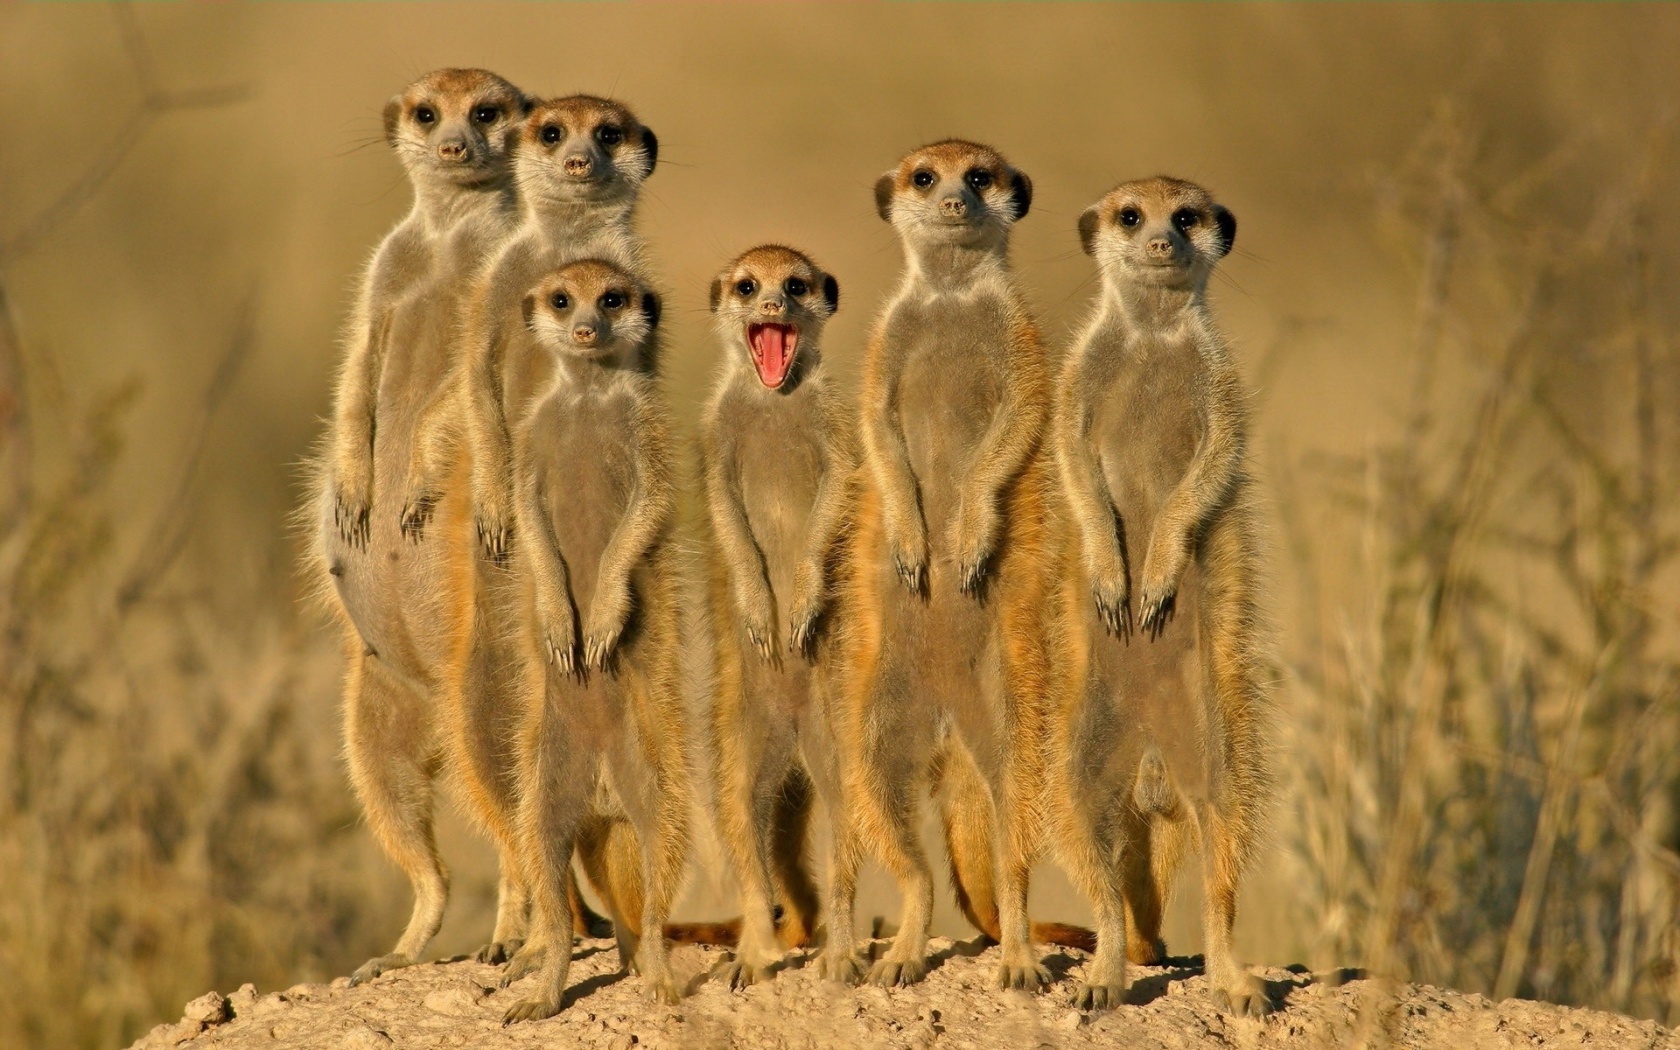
747, 323, 799, 389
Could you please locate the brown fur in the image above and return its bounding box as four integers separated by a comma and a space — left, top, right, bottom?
1049, 177, 1273, 1015
698, 245, 863, 988
835, 140, 1064, 994
497, 259, 694, 1023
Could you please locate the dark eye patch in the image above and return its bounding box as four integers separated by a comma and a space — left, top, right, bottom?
784, 276, 808, 297
550, 292, 569, 310
735, 278, 757, 297
540, 124, 561, 145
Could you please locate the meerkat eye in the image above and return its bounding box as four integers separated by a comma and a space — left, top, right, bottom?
601, 291, 626, 310
735, 278, 757, 297
540, 124, 561, 145
550, 292, 569, 310
414, 106, 436, 125
473, 105, 500, 125
784, 277, 808, 297
1172, 208, 1200, 232
965, 168, 993, 191
596, 125, 623, 147
911, 169, 936, 190
1118, 207, 1141, 228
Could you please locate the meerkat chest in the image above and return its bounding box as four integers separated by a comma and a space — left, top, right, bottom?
1090, 331, 1207, 523
729, 396, 826, 572
888, 292, 1011, 494
526, 390, 639, 594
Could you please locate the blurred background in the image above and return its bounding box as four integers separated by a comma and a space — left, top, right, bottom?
2, 3, 1678, 1047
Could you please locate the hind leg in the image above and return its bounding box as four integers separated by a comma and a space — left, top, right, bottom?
1198, 803, 1271, 1017
1060, 788, 1131, 1010
713, 712, 799, 989
603, 701, 689, 1005
345, 654, 448, 985
501, 701, 591, 1022
853, 722, 935, 987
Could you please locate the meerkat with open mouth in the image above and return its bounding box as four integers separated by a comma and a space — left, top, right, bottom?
698, 245, 864, 987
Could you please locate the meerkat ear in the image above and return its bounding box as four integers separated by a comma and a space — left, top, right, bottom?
1213, 206, 1237, 257
708, 278, 725, 312
1009, 171, 1034, 221
382, 98, 402, 144
640, 128, 659, 177
521, 293, 537, 329
874, 172, 897, 222
520, 96, 535, 116
642, 291, 662, 329
1078, 206, 1101, 256
821, 274, 840, 314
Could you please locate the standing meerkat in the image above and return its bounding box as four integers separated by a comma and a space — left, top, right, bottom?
699, 245, 863, 988
395, 94, 658, 963
309, 68, 532, 986
837, 140, 1061, 992
497, 259, 692, 1022
1050, 176, 1273, 1016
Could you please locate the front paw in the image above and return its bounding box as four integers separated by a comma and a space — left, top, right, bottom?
400, 490, 439, 543
740, 594, 777, 664
948, 501, 999, 596
1089, 560, 1132, 640
887, 523, 928, 594
643, 973, 683, 1005
1137, 578, 1177, 640
583, 596, 629, 672
1075, 980, 1128, 1011
867, 956, 927, 987
333, 487, 371, 551
541, 619, 579, 677
995, 955, 1050, 992
1137, 542, 1186, 641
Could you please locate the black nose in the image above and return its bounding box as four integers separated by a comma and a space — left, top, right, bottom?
940, 195, 967, 217
563, 154, 593, 177
1146, 238, 1173, 258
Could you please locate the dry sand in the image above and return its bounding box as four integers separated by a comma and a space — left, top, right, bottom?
130, 937, 1675, 1050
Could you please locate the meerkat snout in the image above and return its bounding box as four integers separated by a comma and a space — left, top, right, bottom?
562, 153, 593, 178
939, 194, 968, 219
436, 137, 471, 163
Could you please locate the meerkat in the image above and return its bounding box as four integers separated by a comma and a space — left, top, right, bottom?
697, 245, 865, 988
391, 94, 658, 963
835, 139, 1063, 993
1049, 176, 1273, 1017
495, 258, 692, 1022
308, 67, 540, 986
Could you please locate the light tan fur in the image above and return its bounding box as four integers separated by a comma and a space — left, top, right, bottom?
1050, 176, 1273, 1016
391, 95, 658, 963
698, 246, 864, 988
496, 260, 693, 1022
834, 140, 1063, 993
307, 68, 538, 986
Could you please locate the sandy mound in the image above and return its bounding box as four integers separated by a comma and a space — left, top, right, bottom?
130, 937, 1675, 1050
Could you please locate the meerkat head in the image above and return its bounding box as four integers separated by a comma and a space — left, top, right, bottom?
874, 139, 1033, 251
1078, 177, 1236, 293
522, 259, 661, 369
514, 95, 658, 208
382, 68, 528, 188
708, 245, 839, 392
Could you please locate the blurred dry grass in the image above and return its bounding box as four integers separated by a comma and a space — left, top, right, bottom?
1, 4, 1678, 1048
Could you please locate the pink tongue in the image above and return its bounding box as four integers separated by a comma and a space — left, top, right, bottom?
752, 325, 791, 387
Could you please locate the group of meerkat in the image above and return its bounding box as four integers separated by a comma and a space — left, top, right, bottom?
307, 67, 1274, 1024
